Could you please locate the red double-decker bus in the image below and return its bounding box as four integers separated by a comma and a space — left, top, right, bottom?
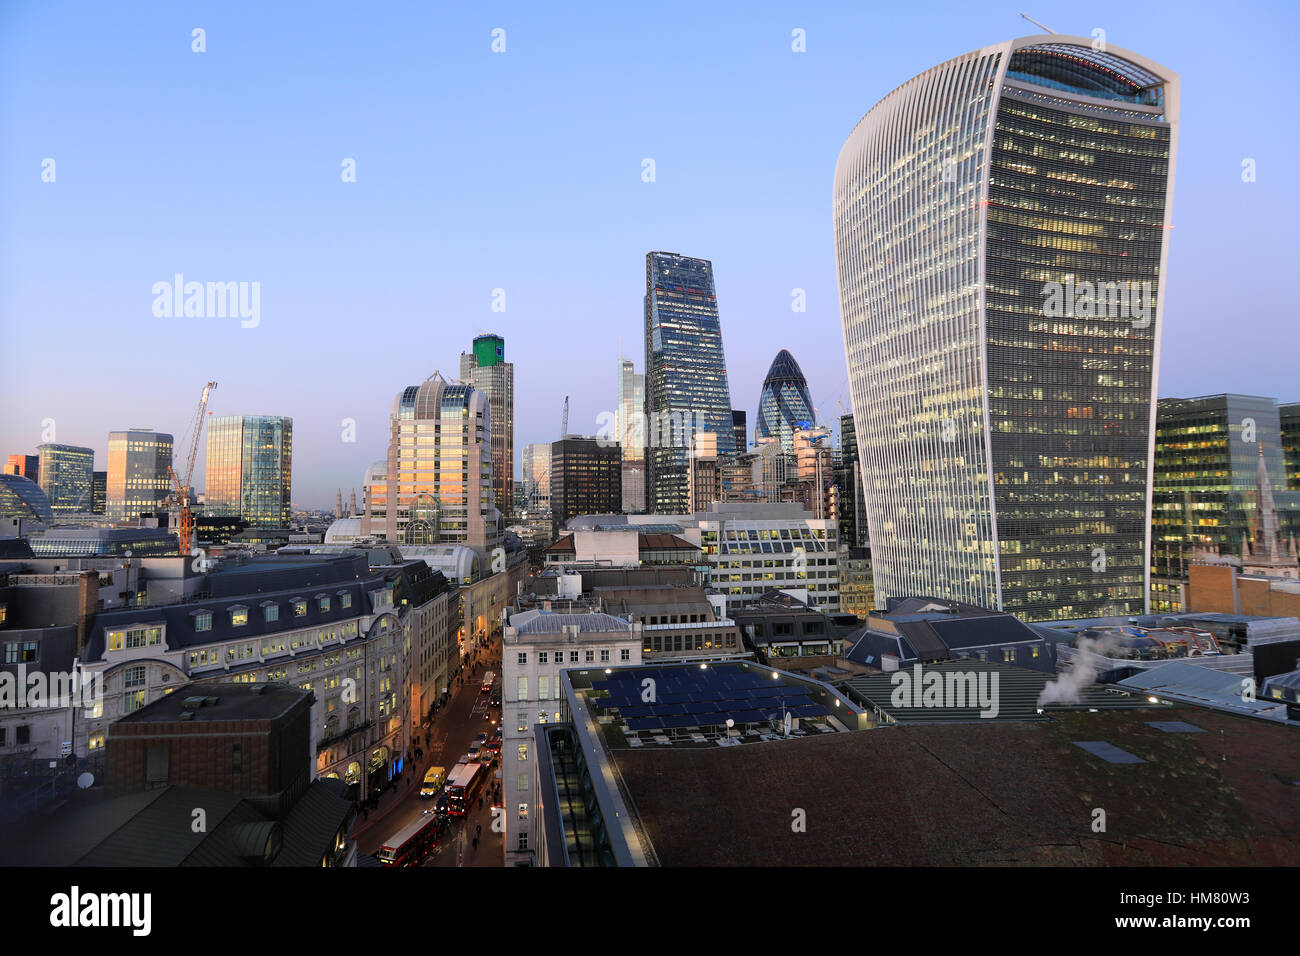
446, 762, 486, 816
376, 811, 442, 867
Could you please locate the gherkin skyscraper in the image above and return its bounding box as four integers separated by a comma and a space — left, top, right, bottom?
833, 35, 1179, 622
755, 349, 815, 454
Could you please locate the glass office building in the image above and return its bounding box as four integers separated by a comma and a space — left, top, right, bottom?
0, 474, 54, 524
460, 334, 514, 522
1151, 395, 1300, 611
106, 429, 174, 521
37, 443, 95, 518
203, 416, 293, 528
834, 37, 1179, 621
755, 349, 815, 454
617, 359, 647, 513
644, 251, 736, 514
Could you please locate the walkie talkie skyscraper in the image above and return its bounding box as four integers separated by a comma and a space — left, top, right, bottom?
834, 36, 1179, 621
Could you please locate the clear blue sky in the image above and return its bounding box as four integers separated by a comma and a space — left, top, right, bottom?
2, 0, 1296, 508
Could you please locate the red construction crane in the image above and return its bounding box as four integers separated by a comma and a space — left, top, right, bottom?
167, 381, 217, 555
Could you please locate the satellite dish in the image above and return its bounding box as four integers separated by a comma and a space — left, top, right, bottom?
784, 711, 792, 735
77, 772, 94, 789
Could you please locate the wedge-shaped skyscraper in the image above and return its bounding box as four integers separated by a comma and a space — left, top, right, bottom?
834, 36, 1179, 621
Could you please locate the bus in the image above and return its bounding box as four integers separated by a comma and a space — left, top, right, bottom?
481, 671, 496, 694
375, 810, 442, 867
446, 762, 486, 816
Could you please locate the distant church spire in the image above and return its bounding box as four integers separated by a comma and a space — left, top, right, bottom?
335, 489, 343, 519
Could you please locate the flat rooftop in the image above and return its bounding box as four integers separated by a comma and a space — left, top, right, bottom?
117, 683, 309, 723
612, 706, 1300, 866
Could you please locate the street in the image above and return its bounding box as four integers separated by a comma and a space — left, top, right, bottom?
355, 636, 505, 867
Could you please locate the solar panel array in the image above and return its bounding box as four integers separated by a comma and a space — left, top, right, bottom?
593, 668, 831, 731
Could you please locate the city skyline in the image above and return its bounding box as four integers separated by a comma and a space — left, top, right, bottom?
2, 2, 1296, 508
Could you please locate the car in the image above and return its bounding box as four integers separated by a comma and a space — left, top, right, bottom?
489, 694, 501, 707
456, 754, 470, 766
475, 733, 489, 747
467, 745, 482, 762
420, 766, 447, 799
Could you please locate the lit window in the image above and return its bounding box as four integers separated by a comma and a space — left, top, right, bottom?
88, 732, 105, 751
516, 677, 527, 700
294, 601, 308, 618
517, 744, 528, 762
230, 607, 248, 627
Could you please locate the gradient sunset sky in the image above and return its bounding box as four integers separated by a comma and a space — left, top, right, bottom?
2, 0, 1296, 507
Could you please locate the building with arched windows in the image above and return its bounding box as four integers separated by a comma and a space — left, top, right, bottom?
361, 372, 503, 557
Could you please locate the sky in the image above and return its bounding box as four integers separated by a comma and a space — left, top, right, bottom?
2, 0, 1297, 509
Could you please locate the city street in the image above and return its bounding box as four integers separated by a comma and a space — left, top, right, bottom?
356, 636, 504, 867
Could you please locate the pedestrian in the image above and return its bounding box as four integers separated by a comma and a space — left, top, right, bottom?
472, 836, 479, 850
476, 824, 482, 837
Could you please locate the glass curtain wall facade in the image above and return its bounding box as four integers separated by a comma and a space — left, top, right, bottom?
203, 416, 293, 528
37, 443, 95, 517
644, 252, 736, 514
834, 37, 1179, 621
106, 429, 174, 521
617, 359, 646, 513
460, 334, 514, 523
1151, 395, 1300, 611
755, 349, 815, 454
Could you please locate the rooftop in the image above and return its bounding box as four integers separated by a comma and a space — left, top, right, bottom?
612, 705, 1300, 866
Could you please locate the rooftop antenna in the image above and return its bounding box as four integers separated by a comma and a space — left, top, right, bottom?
1020, 12, 1056, 33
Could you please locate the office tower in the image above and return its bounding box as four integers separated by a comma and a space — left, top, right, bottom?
460, 333, 514, 522
551, 437, 621, 530
688, 432, 723, 512
362, 373, 500, 554
91, 472, 106, 515
204, 416, 293, 528
732, 410, 747, 455
37, 443, 95, 517
106, 429, 174, 521
521, 443, 552, 510
0, 474, 54, 524
835, 413, 867, 549
1151, 395, 1300, 611
617, 358, 647, 513
756, 350, 816, 454
644, 251, 736, 514
1282, 403, 1300, 491
834, 36, 1179, 621
5, 455, 39, 484
793, 426, 834, 520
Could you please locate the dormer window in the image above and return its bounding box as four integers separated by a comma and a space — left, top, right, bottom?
229, 605, 248, 627
317, 594, 331, 612
193, 610, 213, 632
263, 602, 279, 623
293, 599, 308, 618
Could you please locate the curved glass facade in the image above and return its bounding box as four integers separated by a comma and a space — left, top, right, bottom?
755, 349, 815, 454
0, 473, 54, 523
834, 37, 1178, 621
